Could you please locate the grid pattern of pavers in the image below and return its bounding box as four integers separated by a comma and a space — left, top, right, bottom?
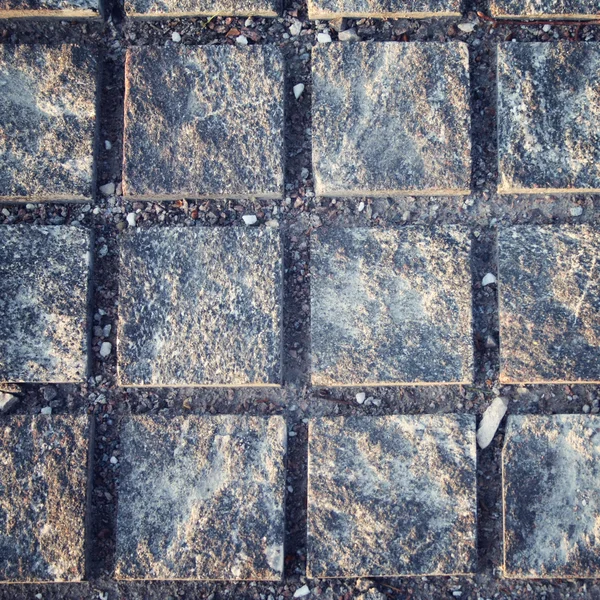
114, 415, 287, 580
0, 44, 98, 202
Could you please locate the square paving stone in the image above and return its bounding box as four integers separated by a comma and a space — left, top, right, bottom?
0, 226, 92, 384
115, 415, 287, 580
312, 42, 471, 197
125, 0, 277, 17
123, 45, 284, 200
310, 226, 474, 386
491, 0, 598, 18
498, 225, 600, 384
0, 44, 98, 202
308, 0, 459, 19
0, 415, 93, 582
308, 414, 477, 578
503, 415, 600, 578
498, 43, 600, 195
0, 0, 99, 17
118, 227, 282, 387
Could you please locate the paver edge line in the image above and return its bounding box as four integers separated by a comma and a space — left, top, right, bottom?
125, 9, 279, 17
0, 9, 100, 18
84, 413, 96, 582
307, 8, 461, 19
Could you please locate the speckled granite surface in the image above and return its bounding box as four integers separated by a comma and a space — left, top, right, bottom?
115, 415, 287, 580
498, 226, 600, 383
503, 415, 600, 578
311, 42, 471, 197
308, 0, 459, 18
0, 226, 91, 383
125, 0, 278, 16
491, 0, 598, 18
0, 45, 98, 201
498, 43, 600, 194
0, 0, 98, 17
0, 415, 92, 582
310, 226, 474, 386
118, 227, 282, 387
123, 45, 284, 200
308, 415, 477, 577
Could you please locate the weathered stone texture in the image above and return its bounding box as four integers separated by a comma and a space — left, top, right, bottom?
498, 226, 600, 384
503, 415, 600, 578
0, 0, 98, 17
310, 227, 473, 386
118, 227, 282, 387
0, 45, 98, 201
115, 415, 287, 580
308, 0, 459, 18
0, 415, 92, 582
308, 415, 477, 577
125, 0, 277, 16
312, 42, 471, 197
491, 0, 598, 18
498, 43, 600, 194
0, 226, 91, 383
123, 45, 284, 200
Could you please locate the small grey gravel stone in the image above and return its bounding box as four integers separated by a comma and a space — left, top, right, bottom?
338, 27, 360, 41
42, 386, 57, 402
0, 392, 18, 413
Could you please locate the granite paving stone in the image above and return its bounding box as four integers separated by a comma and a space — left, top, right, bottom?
308, 0, 459, 19
498, 225, 600, 384
308, 415, 477, 578
311, 42, 471, 197
310, 226, 474, 386
123, 45, 284, 200
125, 0, 278, 17
497, 42, 600, 195
0, 0, 98, 17
118, 227, 282, 387
0, 226, 92, 384
503, 415, 600, 578
0, 44, 98, 201
115, 415, 287, 580
0, 415, 93, 582
491, 0, 598, 18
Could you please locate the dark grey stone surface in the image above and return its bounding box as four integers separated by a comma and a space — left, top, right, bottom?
503, 415, 600, 578
0, 226, 91, 384
123, 45, 284, 200
125, 0, 277, 16
491, 0, 598, 17
115, 415, 287, 580
0, 0, 98, 17
0, 45, 98, 201
498, 43, 600, 194
308, 415, 477, 578
0, 415, 92, 582
308, 0, 459, 18
118, 227, 282, 387
310, 226, 474, 386
312, 42, 471, 197
498, 225, 600, 384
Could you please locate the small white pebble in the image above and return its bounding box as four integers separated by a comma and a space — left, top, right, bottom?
171, 31, 181, 42
317, 32, 332, 43
583, 404, 591, 414
99, 244, 108, 257
41, 407, 52, 415
110, 456, 118, 465
127, 212, 137, 228
100, 341, 112, 358
458, 22, 475, 32
356, 392, 366, 404
482, 273, 496, 286
289, 20, 302, 36
293, 83, 305, 99
570, 206, 583, 217
104, 140, 112, 150
1, 208, 10, 217
99, 182, 115, 196
242, 214, 257, 225
543, 24, 551, 32
236, 35, 249, 45
358, 201, 365, 212
293, 585, 310, 599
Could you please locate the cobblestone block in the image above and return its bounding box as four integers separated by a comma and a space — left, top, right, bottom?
498, 225, 600, 384
308, 415, 477, 577
118, 227, 282, 387
0, 226, 91, 384
0, 44, 98, 202
0, 415, 93, 582
123, 45, 284, 200
115, 415, 287, 580
498, 43, 600, 194
312, 42, 471, 197
125, 0, 278, 17
0, 0, 98, 17
491, 0, 598, 18
308, 0, 459, 19
503, 415, 600, 578
310, 227, 473, 386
